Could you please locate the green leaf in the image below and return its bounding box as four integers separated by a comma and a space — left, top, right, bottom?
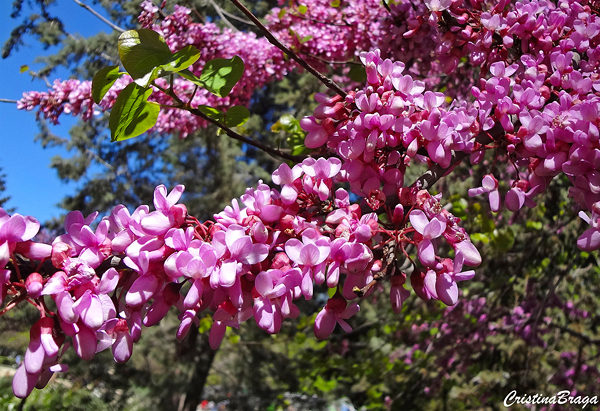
272, 114, 310, 155
299, 35, 313, 44
330, 0, 341, 7
224, 105, 250, 128
348, 64, 367, 83
160, 45, 200, 74
109, 83, 160, 142
298, 4, 308, 14
92, 65, 123, 104
19, 65, 29, 73
177, 69, 204, 86
199, 56, 245, 97
197, 105, 224, 122
118, 29, 172, 81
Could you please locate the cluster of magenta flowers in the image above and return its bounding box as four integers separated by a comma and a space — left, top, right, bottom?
18, 2, 291, 137
7, 0, 600, 401
300, 49, 480, 201
393, 290, 598, 399
2, 151, 484, 398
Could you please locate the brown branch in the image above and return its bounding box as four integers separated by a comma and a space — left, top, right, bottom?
207, 0, 238, 31
410, 123, 503, 190
551, 324, 600, 345
228, 0, 347, 98
153, 82, 304, 163
72, 0, 125, 33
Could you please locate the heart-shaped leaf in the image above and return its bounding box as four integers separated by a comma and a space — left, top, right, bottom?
92, 65, 123, 104
109, 83, 160, 142
224, 106, 250, 128
118, 29, 172, 81
199, 56, 244, 97
197, 105, 224, 122
161, 45, 200, 74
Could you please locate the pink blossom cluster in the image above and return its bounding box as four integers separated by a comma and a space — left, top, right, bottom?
393, 289, 599, 399
462, 1, 600, 225
300, 49, 480, 199
3, 151, 484, 398
18, 3, 290, 137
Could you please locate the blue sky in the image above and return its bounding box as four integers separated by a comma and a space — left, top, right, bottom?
0, 1, 113, 223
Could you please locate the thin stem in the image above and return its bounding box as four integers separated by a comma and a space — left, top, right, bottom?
410, 123, 504, 190
208, 0, 238, 31
215, 6, 253, 25
228, 0, 347, 98
72, 0, 125, 33
153, 82, 303, 162
0, 98, 18, 104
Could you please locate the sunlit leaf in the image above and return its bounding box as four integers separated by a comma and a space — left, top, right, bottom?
92, 65, 123, 104
199, 56, 244, 97
109, 83, 159, 142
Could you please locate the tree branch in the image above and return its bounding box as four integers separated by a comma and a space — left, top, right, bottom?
207, 0, 238, 31
152, 82, 304, 163
410, 123, 503, 190
72, 0, 125, 33
228, 0, 347, 98
551, 324, 600, 345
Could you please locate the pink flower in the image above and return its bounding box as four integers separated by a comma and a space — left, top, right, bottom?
409, 209, 446, 266
314, 296, 359, 339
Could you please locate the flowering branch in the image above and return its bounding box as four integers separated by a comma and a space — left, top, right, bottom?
152, 82, 303, 162
72, 0, 125, 33
228, 0, 347, 98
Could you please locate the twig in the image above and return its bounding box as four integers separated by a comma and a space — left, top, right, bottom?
215, 6, 253, 25
0, 98, 18, 104
72, 0, 125, 33
410, 123, 504, 190
228, 0, 347, 98
208, 0, 238, 31
551, 324, 600, 345
152, 82, 303, 162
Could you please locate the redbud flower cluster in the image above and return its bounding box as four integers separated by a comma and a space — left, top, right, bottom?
3, 150, 483, 398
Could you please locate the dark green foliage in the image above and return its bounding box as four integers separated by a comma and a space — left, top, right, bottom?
0, 167, 11, 211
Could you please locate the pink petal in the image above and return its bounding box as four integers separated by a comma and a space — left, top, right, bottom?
423, 217, 446, 239
409, 210, 429, 234
418, 239, 436, 266
140, 212, 171, 235
577, 228, 600, 251
454, 270, 475, 282
112, 332, 133, 363
436, 273, 458, 305
24, 339, 45, 374
97, 268, 120, 294
505, 188, 526, 211
73, 326, 96, 360
125, 274, 159, 307
254, 271, 273, 297
455, 240, 482, 266
219, 261, 238, 287
300, 243, 321, 266
488, 190, 501, 212
242, 243, 269, 265
12, 364, 39, 398
209, 321, 226, 349
284, 239, 303, 264
424, 270, 438, 299
314, 308, 336, 339
183, 279, 203, 309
